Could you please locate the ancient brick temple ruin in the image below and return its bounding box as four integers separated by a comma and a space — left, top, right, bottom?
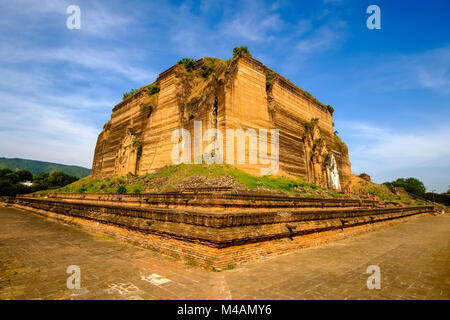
12, 53, 435, 269
91, 54, 351, 190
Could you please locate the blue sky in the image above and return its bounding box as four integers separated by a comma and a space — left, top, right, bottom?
0, 0, 449, 192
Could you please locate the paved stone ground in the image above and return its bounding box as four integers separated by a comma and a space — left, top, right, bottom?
0, 206, 449, 300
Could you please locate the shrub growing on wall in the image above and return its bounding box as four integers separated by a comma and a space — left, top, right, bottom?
266, 71, 275, 90
201, 65, 214, 78
123, 88, 139, 100
142, 104, 153, 117
187, 111, 195, 120
325, 104, 334, 114
233, 46, 252, 57
146, 84, 160, 95
178, 58, 196, 72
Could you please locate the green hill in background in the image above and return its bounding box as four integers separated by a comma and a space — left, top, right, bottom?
0, 157, 91, 178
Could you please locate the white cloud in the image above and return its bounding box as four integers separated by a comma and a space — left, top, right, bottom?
0, 0, 69, 16
80, 2, 135, 37
338, 120, 450, 191
160, 0, 286, 57
49, 47, 156, 82
0, 0, 135, 38
0, 1, 156, 169
342, 121, 450, 168
361, 46, 450, 92
0, 66, 114, 168
222, 10, 283, 42
0, 92, 98, 168
0, 43, 156, 83
296, 22, 346, 54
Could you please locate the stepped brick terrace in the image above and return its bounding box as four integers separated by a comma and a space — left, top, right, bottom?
10, 189, 436, 269
0, 204, 448, 300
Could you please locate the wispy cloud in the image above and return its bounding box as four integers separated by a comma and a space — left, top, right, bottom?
360, 46, 450, 92
221, 3, 284, 42
80, 2, 135, 37
296, 22, 346, 54
0, 92, 99, 167
49, 47, 156, 82
0, 0, 135, 38
338, 120, 450, 191
0, 43, 156, 83
158, 0, 287, 56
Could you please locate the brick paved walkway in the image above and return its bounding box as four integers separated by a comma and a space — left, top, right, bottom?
0, 207, 449, 300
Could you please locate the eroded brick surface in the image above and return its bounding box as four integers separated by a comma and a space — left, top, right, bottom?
0, 207, 448, 300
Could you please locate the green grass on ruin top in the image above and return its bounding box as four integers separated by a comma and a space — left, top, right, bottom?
49, 164, 324, 196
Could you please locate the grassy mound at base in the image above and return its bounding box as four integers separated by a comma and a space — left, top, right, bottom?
35, 164, 428, 205
56, 164, 324, 197
347, 174, 428, 206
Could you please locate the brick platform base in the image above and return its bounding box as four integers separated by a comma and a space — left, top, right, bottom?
13, 195, 434, 270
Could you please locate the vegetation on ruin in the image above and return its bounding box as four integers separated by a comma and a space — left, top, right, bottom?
133, 137, 143, 158
187, 111, 195, 120
266, 71, 276, 116
324, 104, 334, 113
304, 118, 319, 132
225, 58, 232, 69
357, 180, 402, 202
31, 164, 435, 207
334, 132, 348, 153
178, 58, 196, 72
322, 153, 330, 164
123, 83, 160, 101
146, 83, 160, 95
175, 56, 228, 116
266, 71, 275, 90
185, 258, 198, 267
142, 104, 154, 117
303, 90, 317, 102
115, 185, 127, 194
200, 57, 219, 78
304, 122, 313, 131
343, 174, 440, 207
52, 164, 325, 196
201, 65, 214, 78
123, 88, 138, 100
302, 90, 334, 114
233, 46, 252, 57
